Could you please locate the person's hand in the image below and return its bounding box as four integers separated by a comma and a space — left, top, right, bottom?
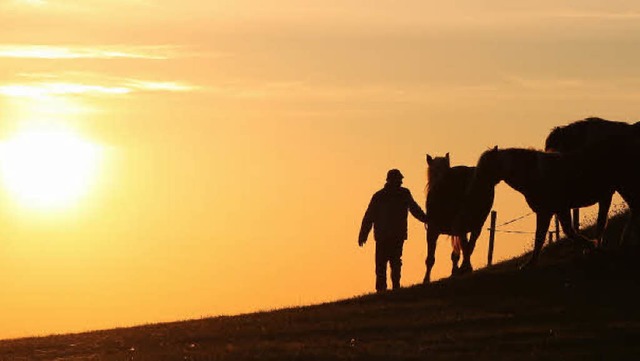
358, 236, 367, 247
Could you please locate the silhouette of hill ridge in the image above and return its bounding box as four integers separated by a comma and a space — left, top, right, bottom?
2, 212, 640, 360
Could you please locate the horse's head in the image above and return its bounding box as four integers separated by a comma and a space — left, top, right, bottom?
544, 126, 564, 152
426, 153, 450, 187
473, 146, 503, 187
453, 146, 500, 234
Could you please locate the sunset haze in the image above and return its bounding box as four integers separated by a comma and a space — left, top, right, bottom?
1, 0, 639, 339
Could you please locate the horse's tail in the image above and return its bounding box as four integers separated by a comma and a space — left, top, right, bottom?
450, 235, 462, 257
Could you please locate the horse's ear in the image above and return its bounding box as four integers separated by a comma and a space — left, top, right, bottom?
445, 152, 450, 160
426, 154, 433, 164
492, 145, 498, 152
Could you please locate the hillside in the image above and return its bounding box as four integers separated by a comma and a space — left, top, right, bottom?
2, 212, 640, 361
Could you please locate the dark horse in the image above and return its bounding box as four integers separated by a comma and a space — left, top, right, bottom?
462, 136, 640, 268
545, 117, 640, 153
544, 117, 640, 246
424, 153, 494, 283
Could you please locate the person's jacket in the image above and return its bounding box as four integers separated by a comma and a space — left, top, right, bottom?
359, 184, 427, 242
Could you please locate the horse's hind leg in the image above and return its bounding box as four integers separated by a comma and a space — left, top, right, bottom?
424, 228, 439, 284
557, 209, 594, 248
621, 207, 640, 248
521, 212, 552, 270
618, 191, 639, 247
595, 193, 613, 247
450, 236, 461, 276
458, 232, 473, 274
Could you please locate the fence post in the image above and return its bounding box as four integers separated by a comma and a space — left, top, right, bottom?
487, 210, 497, 266
555, 215, 560, 241
572, 208, 580, 231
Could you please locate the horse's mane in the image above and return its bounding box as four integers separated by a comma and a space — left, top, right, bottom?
426, 156, 450, 193
481, 146, 542, 159
477, 147, 546, 175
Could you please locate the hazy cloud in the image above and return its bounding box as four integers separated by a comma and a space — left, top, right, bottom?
4, 0, 151, 11
551, 11, 640, 20
0, 73, 199, 99
124, 80, 200, 92
0, 45, 182, 60
194, 74, 640, 105
502, 76, 586, 90
0, 83, 131, 98
16, 0, 47, 6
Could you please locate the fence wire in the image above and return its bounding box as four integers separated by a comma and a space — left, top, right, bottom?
495, 212, 534, 228
488, 201, 629, 236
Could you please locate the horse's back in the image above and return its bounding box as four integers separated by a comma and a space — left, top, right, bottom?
546, 117, 635, 152
634, 121, 640, 136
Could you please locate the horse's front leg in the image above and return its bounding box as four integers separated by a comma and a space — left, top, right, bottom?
466, 228, 481, 260
423, 227, 439, 284
595, 192, 613, 247
618, 191, 639, 247
520, 212, 552, 270
459, 228, 481, 274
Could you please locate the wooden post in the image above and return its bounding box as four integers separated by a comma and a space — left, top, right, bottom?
555, 215, 560, 241
487, 210, 497, 266
572, 208, 580, 231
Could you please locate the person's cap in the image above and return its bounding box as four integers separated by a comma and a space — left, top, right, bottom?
386, 169, 404, 181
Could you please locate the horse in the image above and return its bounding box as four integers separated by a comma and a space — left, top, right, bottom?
424, 153, 494, 283
544, 117, 640, 246
462, 137, 640, 269
544, 117, 638, 153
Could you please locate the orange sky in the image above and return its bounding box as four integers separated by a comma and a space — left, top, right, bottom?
0, 0, 639, 339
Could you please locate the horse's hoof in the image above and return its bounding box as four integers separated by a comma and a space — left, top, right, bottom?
422, 277, 431, 285
458, 264, 473, 274
575, 238, 596, 250
582, 246, 604, 257
581, 241, 600, 255
519, 261, 535, 271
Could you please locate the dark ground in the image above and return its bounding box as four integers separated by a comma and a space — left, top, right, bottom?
2, 213, 640, 361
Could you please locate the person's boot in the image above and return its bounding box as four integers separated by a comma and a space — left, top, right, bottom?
391, 279, 401, 290
391, 267, 401, 290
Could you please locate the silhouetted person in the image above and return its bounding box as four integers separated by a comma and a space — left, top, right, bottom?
358, 169, 427, 292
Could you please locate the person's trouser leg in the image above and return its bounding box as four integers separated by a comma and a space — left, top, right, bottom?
375, 241, 389, 292
389, 239, 404, 290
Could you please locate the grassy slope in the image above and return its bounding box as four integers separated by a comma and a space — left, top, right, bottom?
2, 212, 640, 361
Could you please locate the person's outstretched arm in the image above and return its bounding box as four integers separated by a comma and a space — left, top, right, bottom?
407, 190, 428, 223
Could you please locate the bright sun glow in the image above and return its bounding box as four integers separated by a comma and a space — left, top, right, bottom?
0, 128, 102, 210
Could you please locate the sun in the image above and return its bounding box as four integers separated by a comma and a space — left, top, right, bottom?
0, 128, 102, 210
